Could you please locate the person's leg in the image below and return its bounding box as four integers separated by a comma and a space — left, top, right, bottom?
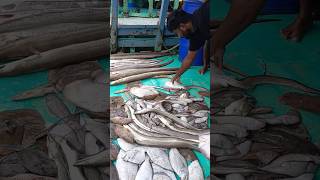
199, 40, 209, 74
281, 0, 313, 42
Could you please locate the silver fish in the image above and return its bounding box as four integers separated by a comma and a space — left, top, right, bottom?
211, 134, 235, 149
135, 156, 153, 180
279, 173, 314, 180
213, 116, 265, 130
146, 147, 173, 171
0, 173, 57, 180
74, 150, 108, 166
122, 147, 146, 164
117, 138, 137, 151
85, 132, 102, 155
152, 163, 176, 180
83, 117, 108, 148
259, 154, 320, 176
224, 97, 253, 116
211, 124, 248, 138
57, 137, 86, 180
152, 173, 172, 180
63, 78, 108, 114
226, 173, 245, 180
116, 150, 138, 180
188, 160, 204, 180
47, 136, 70, 180
169, 148, 188, 180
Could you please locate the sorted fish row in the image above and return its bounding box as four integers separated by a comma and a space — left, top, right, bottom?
0, 0, 109, 77
211, 66, 320, 179
113, 138, 205, 180
110, 52, 179, 85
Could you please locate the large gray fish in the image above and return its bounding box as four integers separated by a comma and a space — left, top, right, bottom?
83, 117, 108, 148
0, 38, 108, 77
152, 163, 176, 180
62, 78, 108, 115
211, 133, 235, 149
146, 147, 173, 171
279, 173, 314, 180
55, 137, 86, 180
169, 148, 188, 180
152, 173, 172, 180
0, 173, 57, 180
17, 148, 58, 177
211, 124, 248, 138
47, 135, 70, 180
188, 160, 204, 180
212, 116, 265, 130
0, 109, 45, 148
12, 61, 102, 101
225, 173, 245, 180
135, 157, 153, 180
0, 23, 107, 61
117, 138, 137, 152
116, 150, 138, 180
121, 147, 146, 164
0, 8, 109, 33
259, 154, 320, 177
46, 94, 85, 154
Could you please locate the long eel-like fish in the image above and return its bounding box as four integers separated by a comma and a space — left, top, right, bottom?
123, 124, 200, 151
241, 75, 320, 94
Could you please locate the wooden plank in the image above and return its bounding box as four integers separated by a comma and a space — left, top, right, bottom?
111, 0, 118, 53
154, 0, 170, 51
118, 37, 179, 47
118, 27, 175, 36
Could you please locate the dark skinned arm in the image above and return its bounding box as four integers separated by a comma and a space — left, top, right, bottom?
212, 0, 266, 68
172, 50, 197, 82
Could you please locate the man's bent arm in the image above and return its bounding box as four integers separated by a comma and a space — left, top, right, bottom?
213, 0, 266, 49
172, 50, 197, 82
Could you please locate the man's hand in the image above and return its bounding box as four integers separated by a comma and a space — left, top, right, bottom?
171, 73, 180, 83
212, 47, 225, 69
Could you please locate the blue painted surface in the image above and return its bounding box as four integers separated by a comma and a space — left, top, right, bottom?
179, 37, 204, 66
179, 0, 204, 66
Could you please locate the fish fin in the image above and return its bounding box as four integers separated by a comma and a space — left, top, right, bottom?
12, 84, 55, 101
259, 59, 268, 75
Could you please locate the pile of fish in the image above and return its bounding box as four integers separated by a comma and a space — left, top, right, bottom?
45, 93, 109, 180
0, 0, 109, 77
110, 52, 178, 85
0, 109, 58, 179
1, 61, 109, 179
211, 65, 320, 179
110, 81, 210, 179
111, 138, 206, 180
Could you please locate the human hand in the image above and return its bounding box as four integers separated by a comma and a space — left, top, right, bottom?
211, 47, 225, 70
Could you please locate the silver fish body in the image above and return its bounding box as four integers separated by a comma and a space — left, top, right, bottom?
169, 148, 188, 180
